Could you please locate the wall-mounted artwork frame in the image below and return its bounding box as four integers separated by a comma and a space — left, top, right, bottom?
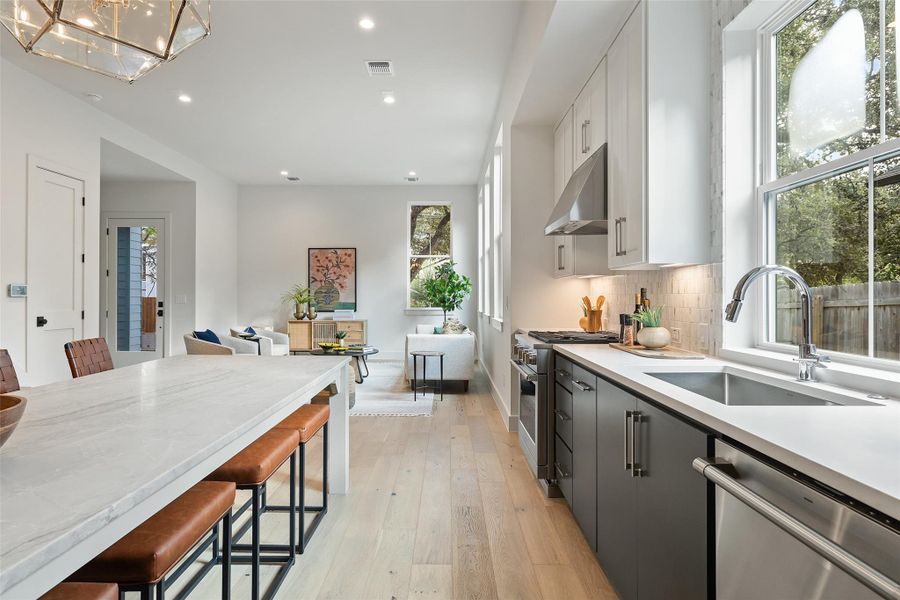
308, 248, 357, 312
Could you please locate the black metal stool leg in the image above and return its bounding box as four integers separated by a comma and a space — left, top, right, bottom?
440, 355, 444, 401
298, 441, 306, 553
251, 486, 260, 600
413, 355, 418, 401
222, 511, 232, 600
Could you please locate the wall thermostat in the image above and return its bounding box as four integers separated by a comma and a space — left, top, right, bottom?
8, 284, 27, 298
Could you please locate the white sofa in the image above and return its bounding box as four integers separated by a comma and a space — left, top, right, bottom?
183, 331, 258, 355
230, 326, 290, 356
405, 324, 475, 391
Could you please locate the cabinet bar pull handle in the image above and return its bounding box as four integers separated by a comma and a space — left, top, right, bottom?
624, 410, 632, 471
620, 216, 627, 257
554, 462, 571, 479
572, 380, 592, 392
554, 409, 571, 421
631, 411, 643, 477
557, 244, 565, 270
584, 119, 591, 154
693, 458, 900, 600
555, 368, 570, 380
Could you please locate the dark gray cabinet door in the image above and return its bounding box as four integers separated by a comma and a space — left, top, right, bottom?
571, 364, 597, 552
595, 377, 638, 600
635, 399, 711, 600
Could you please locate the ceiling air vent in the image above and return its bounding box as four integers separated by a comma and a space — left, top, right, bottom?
366, 60, 394, 76
286, 176, 301, 182
404, 175, 419, 183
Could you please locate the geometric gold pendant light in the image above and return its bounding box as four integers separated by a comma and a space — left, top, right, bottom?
0, 0, 210, 82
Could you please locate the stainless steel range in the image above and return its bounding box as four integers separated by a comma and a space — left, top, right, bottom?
511, 330, 618, 493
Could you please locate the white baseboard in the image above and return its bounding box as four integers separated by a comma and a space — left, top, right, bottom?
478, 360, 516, 432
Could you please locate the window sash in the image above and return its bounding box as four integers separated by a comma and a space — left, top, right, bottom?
757, 1, 900, 366
407, 202, 452, 310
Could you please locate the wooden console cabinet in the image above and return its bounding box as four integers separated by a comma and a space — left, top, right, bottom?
288, 319, 368, 352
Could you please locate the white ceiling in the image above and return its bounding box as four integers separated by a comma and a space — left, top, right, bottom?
1, 1, 523, 185
101, 140, 192, 182
514, 0, 635, 127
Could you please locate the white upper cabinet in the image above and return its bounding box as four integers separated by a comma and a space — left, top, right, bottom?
573, 59, 607, 171
553, 107, 576, 278
607, 1, 710, 269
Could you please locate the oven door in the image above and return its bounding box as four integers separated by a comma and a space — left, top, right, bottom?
512, 359, 548, 478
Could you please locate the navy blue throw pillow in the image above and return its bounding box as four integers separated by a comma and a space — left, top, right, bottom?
244, 326, 257, 335
194, 329, 220, 344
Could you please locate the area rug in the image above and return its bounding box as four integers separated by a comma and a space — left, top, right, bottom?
350, 359, 435, 417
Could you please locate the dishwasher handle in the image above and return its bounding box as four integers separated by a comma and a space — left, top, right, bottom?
693, 457, 900, 600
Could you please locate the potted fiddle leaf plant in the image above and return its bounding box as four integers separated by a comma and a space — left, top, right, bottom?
281, 284, 313, 320
422, 261, 473, 325
633, 306, 671, 349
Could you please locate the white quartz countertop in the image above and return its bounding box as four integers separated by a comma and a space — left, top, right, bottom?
553, 344, 900, 520
0, 354, 350, 597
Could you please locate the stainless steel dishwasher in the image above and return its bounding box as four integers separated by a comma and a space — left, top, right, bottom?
694, 440, 900, 600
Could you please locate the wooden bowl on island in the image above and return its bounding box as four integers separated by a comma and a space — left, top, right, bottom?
0, 395, 27, 448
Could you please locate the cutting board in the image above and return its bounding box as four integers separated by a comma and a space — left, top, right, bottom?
610, 343, 705, 359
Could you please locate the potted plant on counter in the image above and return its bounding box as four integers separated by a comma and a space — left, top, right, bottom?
281, 284, 313, 320
633, 306, 670, 348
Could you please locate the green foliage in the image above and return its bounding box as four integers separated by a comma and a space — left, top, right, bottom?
281, 284, 312, 307
335, 330, 348, 340
632, 306, 663, 328
422, 261, 473, 321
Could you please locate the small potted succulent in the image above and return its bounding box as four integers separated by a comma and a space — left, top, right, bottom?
633, 306, 671, 349
334, 330, 348, 348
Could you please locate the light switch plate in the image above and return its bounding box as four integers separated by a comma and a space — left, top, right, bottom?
671, 328, 682, 344
8, 284, 27, 298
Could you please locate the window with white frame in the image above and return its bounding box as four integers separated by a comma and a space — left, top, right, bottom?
408, 203, 452, 309
760, 0, 899, 362
478, 127, 505, 324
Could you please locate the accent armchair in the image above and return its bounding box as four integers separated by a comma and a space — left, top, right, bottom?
183, 331, 258, 355
230, 327, 290, 356
405, 325, 475, 391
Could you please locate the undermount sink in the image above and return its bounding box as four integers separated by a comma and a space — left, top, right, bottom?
647, 371, 879, 407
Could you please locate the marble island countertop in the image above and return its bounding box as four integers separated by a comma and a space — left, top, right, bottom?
0, 354, 351, 598
552, 344, 900, 520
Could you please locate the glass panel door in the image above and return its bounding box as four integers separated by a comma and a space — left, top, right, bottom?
106, 218, 165, 366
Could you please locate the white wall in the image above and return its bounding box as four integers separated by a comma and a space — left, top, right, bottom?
0, 59, 239, 384
236, 185, 477, 358
476, 2, 557, 427
100, 181, 197, 356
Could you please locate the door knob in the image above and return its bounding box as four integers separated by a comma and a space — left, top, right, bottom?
36, 316, 48, 327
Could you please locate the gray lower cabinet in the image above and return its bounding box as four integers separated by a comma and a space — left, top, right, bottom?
594, 374, 712, 600
571, 364, 598, 551
595, 377, 639, 600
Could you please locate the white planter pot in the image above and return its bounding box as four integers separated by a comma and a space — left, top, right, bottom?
636, 327, 671, 349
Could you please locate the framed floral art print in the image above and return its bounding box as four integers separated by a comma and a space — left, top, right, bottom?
308, 248, 357, 311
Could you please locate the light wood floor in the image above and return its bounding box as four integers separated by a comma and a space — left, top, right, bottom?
178, 362, 618, 600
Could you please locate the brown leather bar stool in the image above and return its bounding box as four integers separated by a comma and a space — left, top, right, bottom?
269, 403, 330, 554
0, 349, 20, 393
40, 582, 118, 600
64, 338, 114, 378
205, 428, 299, 600
69, 481, 235, 600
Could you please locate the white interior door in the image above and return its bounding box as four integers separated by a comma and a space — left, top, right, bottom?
105, 218, 166, 366
26, 167, 85, 385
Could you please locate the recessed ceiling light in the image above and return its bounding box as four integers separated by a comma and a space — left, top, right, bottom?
178, 93, 191, 103
359, 17, 374, 30
408, 171, 416, 177
146, 9, 153, 16
76, 17, 95, 28
280, 170, 289, 176
382, 91, 396, 104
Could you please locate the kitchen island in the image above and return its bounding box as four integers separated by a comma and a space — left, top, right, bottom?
0, 354, 351, 599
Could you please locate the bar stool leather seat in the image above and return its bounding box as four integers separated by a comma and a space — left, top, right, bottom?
40, 582, 118, 600
207, 429, 299, 486
276, 404, 329, 443
69, 481, 236, 584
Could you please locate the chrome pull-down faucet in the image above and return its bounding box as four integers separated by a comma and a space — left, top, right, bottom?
725, 265, 830, 382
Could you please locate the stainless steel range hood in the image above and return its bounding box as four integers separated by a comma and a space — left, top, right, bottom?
544, 145, 608, 236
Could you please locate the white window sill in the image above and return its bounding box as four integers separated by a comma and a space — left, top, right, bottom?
490, 317, 503, 332
405, 308, 444, 317
719, 346, 900, 398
